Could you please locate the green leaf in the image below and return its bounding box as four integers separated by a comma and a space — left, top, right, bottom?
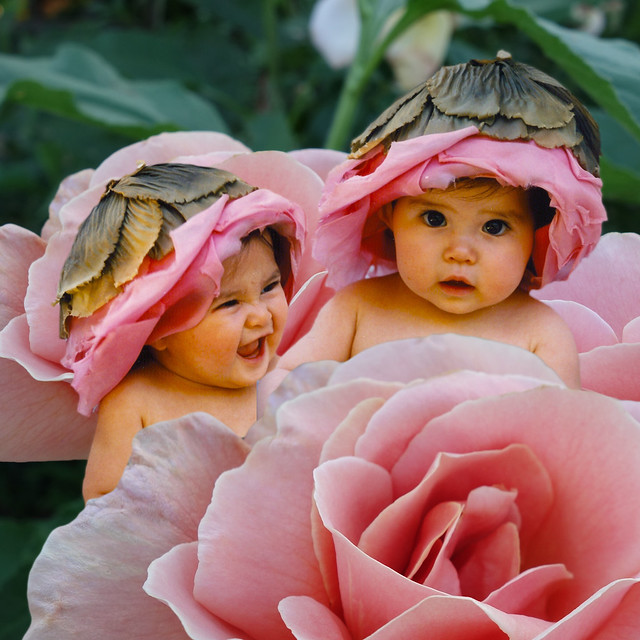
327, 0, 640, 150
0, 43, 229, 137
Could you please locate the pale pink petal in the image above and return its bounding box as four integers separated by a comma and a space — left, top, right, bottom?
43, 168, 94, 240
622, 316, 640, 343
90, 131, 250, 185
484, 564, 573, 618
535, 233, 640, 338
351, 367, 557, 475
329, 530, 439, 637
0, 355, 93, 461
288, 148, 348, 181
310, 0, 359, 68
0, 225, 46, 326
219, 150, 326, 288
0, 315, 70, 380
279, 596, 353, 640
278, 271, 337, 353
365, 595, 550, 639
145, 543, 250, 640
538, 579, 640, 639
25, 415, 249, 639
580, 343, 640, 400
540, 299, 618, 351
457, 522, 521, 600
621, 400, 640, 422
329, 334, 563, 387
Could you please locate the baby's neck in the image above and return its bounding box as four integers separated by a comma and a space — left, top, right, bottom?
137, 360, 258, 436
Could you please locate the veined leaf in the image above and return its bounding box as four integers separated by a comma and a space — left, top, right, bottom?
0, 43, 228, 136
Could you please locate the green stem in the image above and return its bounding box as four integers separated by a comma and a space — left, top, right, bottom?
262, 0, 283, 110
324, 60, 367, 150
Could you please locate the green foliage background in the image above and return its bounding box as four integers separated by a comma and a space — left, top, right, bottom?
0, 0, 638, 636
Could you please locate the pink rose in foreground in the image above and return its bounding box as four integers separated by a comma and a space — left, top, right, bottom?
25, 335, 640, 638
534, 232, 640, 412
0, 132, 335, 461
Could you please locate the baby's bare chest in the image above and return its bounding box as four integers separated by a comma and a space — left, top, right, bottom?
351, 300, 536, 356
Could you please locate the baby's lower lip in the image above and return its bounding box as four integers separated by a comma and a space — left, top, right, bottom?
439, 280, 474, 295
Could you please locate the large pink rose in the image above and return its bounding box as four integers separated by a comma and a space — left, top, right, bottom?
534, 232, 640, 414
24, 335, 640, 638
0, 132, 340, 461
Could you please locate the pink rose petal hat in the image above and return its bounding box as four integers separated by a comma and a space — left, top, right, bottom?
313, 54, 607, 291
62, 175, 305, 416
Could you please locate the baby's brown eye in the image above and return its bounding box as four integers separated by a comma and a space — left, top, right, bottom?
216, 299, 239, 310
483, 220, 509, 236
262, 280, 281, 294
422, 210, 446, 227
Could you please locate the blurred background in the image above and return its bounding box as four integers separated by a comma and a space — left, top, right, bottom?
1, 0, 639, 637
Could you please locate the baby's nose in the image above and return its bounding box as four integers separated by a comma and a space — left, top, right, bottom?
246, 301, 272, 328
443, 235, 477, 264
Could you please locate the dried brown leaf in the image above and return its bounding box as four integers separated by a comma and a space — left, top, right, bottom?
350, 53, 600, 176
57, 163, 255, 338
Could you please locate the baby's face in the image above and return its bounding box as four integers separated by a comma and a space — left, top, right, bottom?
388, 182, 535, 315
151, 235, 288, 388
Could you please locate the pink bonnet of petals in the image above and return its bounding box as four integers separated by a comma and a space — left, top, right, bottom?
63, 188, 306, 416
0, 131, 331, 460
313, 126, 606, 291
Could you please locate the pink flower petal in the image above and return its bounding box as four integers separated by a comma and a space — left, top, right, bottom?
43, 168, 94, 240
580, 343, 640, 400
540, 300, 618, 351
192, 380, 402, 639
145, 543, 250, 640
0, 225, 45, 326
352, 369, 556, 479
26, 415, 249, 639
623, 316, 640, 343
538, 579, 640, 639
278, 271, 337, 354
535, 233, 640, 339
0, 354, 93, 460
219, 151, 327, 288
330, 334, 563, 387
484, 564, 573, 618
457, 522, 521, 600
90, 131, 250, 185
365, 595, 551, 639
279, 595, 352, 640
288, 148, 348, 181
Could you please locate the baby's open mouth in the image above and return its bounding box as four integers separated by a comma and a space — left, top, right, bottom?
441, 279, 473, 290
237, 337, 265, 359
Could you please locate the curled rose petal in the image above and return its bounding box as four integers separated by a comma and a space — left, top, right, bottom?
535, 233, 640, 402
25, 413, 249, 639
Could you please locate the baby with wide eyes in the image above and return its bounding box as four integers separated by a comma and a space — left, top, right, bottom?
280, 177, 581, 387
278, 54, 607, 390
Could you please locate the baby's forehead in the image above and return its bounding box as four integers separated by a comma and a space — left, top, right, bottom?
404, 181, 533, 216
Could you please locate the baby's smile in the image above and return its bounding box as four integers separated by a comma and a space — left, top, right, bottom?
237, 336, 266, 359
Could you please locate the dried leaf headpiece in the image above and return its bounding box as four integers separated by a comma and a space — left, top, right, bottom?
56, 163, 255, 338
350, 51, 600, 176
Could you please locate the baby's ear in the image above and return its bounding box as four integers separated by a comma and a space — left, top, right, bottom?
379, 202, 394, 228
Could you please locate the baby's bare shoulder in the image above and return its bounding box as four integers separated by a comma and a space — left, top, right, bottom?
341, 273, 402, 305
